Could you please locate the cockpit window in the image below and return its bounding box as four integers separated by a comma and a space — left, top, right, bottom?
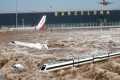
41, 65, 46, 70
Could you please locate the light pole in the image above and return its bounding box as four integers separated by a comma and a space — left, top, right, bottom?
16, 0, 18, 28
22, 18, 24, 28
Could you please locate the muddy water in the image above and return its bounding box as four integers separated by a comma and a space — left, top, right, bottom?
0, 29, 120, 80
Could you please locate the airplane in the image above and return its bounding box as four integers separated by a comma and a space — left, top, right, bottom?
35, 15, 47, 32
100, 0, 112, 5
10, 41, 48, 50
9, 15, 47, 32
40, 52, 120, 72
9, 40, 72, 51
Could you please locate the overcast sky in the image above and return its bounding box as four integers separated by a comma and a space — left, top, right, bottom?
0, 0, 120, 13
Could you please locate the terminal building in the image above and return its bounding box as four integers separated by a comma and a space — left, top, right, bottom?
0, 10, 120, 28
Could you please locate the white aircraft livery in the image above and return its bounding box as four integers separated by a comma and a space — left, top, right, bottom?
35, 15, 46, 31
10, 41, 48, 50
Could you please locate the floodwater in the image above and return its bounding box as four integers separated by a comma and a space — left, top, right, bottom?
0, 28, 120, 80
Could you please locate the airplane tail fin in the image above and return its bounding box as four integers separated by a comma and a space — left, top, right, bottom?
35, 15, 46, 32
